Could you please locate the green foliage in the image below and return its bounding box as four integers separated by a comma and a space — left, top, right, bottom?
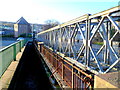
27, 33, 32, 38
93, 42, 103, 45
1, 35, 14, 37
18, 33, 26, 37
19, 33, 32, 38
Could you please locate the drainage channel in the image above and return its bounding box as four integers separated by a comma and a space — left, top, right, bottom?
8, 41, 58, 90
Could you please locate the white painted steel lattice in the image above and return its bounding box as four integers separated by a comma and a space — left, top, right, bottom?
38, 6, 120, 74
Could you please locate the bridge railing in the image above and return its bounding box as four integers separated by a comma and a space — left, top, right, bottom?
0, 39, 28, 77
38, 6, 120, 74
40, 44, 94, 88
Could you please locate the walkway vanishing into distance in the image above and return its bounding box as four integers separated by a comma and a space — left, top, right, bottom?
8, 42, 53, 90
0, 6, 120, 89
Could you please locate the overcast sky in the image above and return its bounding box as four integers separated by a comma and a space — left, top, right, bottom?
0, 0, 119, 24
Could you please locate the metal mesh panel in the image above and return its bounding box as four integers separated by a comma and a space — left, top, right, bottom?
16, 42, 20, 54
0, 39, 27, 77
1, 46, 14, 76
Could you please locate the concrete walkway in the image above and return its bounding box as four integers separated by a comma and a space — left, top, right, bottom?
0, 47, 25, 89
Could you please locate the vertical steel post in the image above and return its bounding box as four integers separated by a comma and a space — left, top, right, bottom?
56, 54, 58, 69
104, 22, 108, 63
19, 41, 21, 52
87, 18, 91, 66
68, 26, 71, 57
46, 33, 48, 45
85, 15, 90, 66
62, 59, 64, 80
72, 64, 75, 89
59, 28, 62, 53
85, 20, 88, 66
48, 32, 51, 47
13, 44, 16, 61
52, 31, 54, 49
107, 22, 111, 64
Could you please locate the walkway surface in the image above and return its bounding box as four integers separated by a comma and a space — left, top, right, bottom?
8, 42, 53, 90
0, 47, 25, 89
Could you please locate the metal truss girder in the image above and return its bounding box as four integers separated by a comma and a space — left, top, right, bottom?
37, 6, 120, 74
76, 44, 85, 61
110, 31, 119, 41
77, 23, 85, 40
107, 16, 120, 33
91, 45, 105, 62
96, 45, 105, 56
101, 24, 119, 60
101, 24, 119, 62
89, 46, 104, 73
104, 58, 120, 73
37, 6, 120, 35
64, 25, 77, 54
89, 6, 120, 19
90, 16, 105, 41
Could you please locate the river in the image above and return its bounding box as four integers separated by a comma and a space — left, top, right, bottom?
0, 38, 17, 49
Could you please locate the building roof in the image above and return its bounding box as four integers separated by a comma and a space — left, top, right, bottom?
16, 17, 29, 25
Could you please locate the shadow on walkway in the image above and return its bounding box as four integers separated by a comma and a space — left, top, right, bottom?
8, 41, 53, 90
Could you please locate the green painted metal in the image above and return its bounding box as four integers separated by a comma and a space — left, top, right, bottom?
0, 39, 28, 77
14, 44, 16, 61
19, 41, 22, 52
16, 43, 20, 54
2, 46, 14, 73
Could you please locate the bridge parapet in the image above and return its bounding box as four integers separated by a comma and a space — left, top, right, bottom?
38, 42, 120, 88
39, 44, 94, 89
0, 39, 28, 77
37, 6, 120, 74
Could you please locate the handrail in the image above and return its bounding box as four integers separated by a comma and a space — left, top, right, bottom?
39, 44, 94, 88
0, 40, 21, 52
0, 39, 28, 77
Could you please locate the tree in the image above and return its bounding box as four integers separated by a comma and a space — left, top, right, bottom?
43, 19, 60, 30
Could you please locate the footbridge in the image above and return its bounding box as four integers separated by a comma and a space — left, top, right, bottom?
37, 6, 120, 88
0, 6, 120, 89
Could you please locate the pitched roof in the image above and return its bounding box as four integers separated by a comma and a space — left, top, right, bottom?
16, 17, 29, 25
